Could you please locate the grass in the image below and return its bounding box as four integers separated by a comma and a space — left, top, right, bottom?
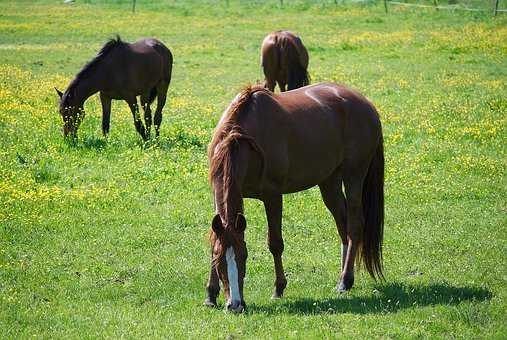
0, 0, 506, 338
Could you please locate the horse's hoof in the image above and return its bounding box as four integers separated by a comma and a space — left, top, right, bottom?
271, 292, 282, 300
203, 298, 217, 308
272, 280, 287, 300
336, 277, 354, 293
226, 300, 245, 313
337, 282, 349, 293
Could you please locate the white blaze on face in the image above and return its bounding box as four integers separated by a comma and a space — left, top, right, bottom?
225, 246, 241, 303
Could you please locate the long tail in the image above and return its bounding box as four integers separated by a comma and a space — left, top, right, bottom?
360, 133, 385, 280
287, 45, 310, 90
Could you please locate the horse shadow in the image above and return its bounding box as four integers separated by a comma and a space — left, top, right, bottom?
248, 282, 492, 315
63, 136, 107, 150
81, 136, 107, 150
156, 132, 204, 151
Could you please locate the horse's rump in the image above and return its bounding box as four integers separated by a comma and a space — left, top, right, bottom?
261, 31, 309, 91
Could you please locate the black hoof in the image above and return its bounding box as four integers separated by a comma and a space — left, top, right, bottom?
271, 292, 282, 300
337, 275, 354, 293
272, 281, 286, 299
203, 298, 217, 308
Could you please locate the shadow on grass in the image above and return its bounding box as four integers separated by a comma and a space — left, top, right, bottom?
157, 129, 205, 151
63, 135, 107, 150
248, 282, 492, 315
81, 136, 107, 150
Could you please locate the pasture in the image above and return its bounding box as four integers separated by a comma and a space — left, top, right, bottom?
1, 0, 506, 338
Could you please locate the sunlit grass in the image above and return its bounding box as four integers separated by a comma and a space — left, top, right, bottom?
0, 0, 506, 338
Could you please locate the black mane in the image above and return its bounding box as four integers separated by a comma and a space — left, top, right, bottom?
67, 36, 125, 92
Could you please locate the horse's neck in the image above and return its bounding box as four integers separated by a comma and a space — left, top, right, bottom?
214, 177, 243, 225
71, 70, 102, 105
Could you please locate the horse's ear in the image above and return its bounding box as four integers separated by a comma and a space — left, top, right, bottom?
236, 213, 246, 232
55, 87, 63, 98
211, 214, 223, 235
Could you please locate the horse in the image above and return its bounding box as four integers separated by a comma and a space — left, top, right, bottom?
260, 30, 310, 92
205, 83, 384, 313
55, 36, 172, 140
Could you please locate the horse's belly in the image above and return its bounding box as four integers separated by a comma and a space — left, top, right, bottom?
262, 136, 343, 194
282, 154, 340, 193
282, 118, 344, 192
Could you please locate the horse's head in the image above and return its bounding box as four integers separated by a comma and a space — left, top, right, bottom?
55, 87, 84, 139
210, 213, 247, 313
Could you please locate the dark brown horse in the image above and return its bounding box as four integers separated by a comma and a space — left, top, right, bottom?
55, 36, 172, 140
205, 83, 384, 313
261, 30, 310, 92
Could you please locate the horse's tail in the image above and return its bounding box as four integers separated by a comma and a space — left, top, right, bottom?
360, 132, 385, 281
287, 43, 310, 91
166, 48, 173, 85
287, 63, 310, 91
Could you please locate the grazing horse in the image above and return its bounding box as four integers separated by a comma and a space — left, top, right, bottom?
261, 30, 310, 92
205, 83, 384, 313
55, 36, 172, 140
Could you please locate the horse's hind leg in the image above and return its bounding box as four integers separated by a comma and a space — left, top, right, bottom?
263, 194, 287, 299
319, 170, 349, 288
265, 78, 276, 92
154, 82, 169, 138
277, 80, 287, 92
140, 92, 152, 138
126, 98, 147, 141
339, 168, 368, 292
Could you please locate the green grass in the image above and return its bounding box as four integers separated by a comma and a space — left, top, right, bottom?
0, 0, 506, 338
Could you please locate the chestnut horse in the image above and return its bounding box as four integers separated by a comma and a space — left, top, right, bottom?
55, 36, 172, 140
261, 31, 310, 92
205, 83, 384, 313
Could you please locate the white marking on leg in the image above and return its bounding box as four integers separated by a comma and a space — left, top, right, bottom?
226, 247, 241, 304
341, 244, 349, 270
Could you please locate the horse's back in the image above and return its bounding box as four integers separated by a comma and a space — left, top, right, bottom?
287, 83, 382, 161
242, 83, 381, 194
105, 38, 172, 93
282, 83, 381, 136
129, 38, 172, 71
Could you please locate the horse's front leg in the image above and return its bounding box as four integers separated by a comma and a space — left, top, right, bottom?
204, 257, 220, 307
100, 92, 111, 138
263, 194, 287, 299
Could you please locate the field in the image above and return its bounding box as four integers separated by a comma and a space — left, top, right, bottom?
1, 0, 506, 338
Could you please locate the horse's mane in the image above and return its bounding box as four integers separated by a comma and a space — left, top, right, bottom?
208, 85, 268, 222
67, 35, 125, 92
